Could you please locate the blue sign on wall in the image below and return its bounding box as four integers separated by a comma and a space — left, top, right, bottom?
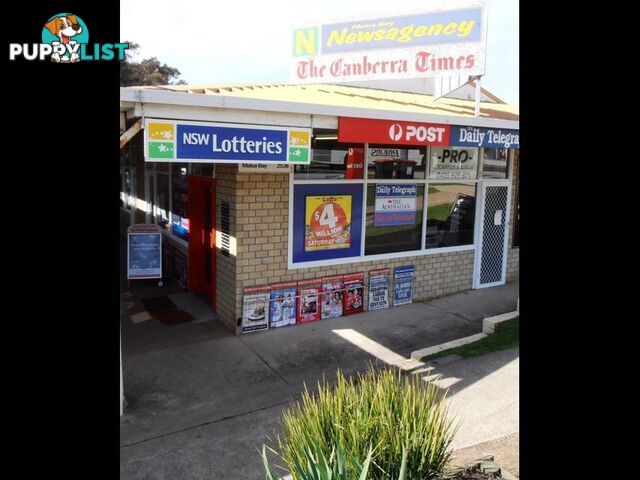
145, 119, 311, 164
177, 124, 287, 161
450, 126, 519, 149
393, 265, 415, 306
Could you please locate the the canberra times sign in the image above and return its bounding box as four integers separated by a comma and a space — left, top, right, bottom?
291, 0, 488, 83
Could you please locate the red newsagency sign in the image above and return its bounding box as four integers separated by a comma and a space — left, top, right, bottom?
338, 117, 450, 146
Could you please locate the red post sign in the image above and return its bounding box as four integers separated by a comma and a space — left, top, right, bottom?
338, 117, 450, 146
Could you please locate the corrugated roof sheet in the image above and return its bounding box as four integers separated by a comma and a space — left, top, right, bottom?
131, 83, 519, 122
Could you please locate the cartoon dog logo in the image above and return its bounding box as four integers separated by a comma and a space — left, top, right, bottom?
42, 14, 89, 63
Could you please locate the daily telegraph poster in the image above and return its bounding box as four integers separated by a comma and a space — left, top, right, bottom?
321, 275, 344, 320
343, 272, 365, 316
297, 279, 322, 323
241, 286, 270, 333
304, 195, 352, 251
393, 265, 416, 306
368, 268, 390, 311
269, 282, 297, 328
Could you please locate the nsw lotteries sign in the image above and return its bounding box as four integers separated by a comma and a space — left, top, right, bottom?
291, 0, 487, 83
145, 119, 311, 164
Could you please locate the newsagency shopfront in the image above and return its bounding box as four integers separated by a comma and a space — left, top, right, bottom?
119, 83, 519, 334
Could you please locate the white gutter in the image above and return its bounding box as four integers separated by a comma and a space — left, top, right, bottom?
120, 88, 519, 130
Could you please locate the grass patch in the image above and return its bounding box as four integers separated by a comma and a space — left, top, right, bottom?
426, 202, 453, 222
422, 317, 519, 362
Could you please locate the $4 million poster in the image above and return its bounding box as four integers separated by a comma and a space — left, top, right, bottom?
241, 286, 270, 333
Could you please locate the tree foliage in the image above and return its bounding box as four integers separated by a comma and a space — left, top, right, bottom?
120, 42, 187, 87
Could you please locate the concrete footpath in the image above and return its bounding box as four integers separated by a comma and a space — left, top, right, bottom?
120, 282, 518, 479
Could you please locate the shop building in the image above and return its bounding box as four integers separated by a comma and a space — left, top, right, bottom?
120, 82, 519, 334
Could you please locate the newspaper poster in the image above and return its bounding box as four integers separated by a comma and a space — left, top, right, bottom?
393, 265, 416, 306
297, 279, 322, 323
241, 286, 271, 333
321, 275, 344, 320
343, 272, 365, 316
368, 268, 390, 311
269, 282, 298, 328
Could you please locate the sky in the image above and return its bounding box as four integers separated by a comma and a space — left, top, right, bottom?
121, 0, 518, 105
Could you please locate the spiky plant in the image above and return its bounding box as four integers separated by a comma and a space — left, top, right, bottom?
266, 366, 457, 479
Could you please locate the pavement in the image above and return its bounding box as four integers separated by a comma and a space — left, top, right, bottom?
120, 281, 519, 479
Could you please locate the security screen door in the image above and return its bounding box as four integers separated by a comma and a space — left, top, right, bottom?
474, 182, 511, 288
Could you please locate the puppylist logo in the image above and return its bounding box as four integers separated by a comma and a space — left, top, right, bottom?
9, 13, 128, 63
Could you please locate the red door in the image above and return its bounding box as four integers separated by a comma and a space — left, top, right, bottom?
188, 176, 217, 311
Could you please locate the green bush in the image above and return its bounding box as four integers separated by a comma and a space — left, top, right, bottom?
267, 366, 457, 479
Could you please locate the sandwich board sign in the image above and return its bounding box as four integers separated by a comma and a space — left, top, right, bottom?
127, 224, 162, 281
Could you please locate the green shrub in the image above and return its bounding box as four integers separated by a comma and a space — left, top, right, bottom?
267, 366, 457, 479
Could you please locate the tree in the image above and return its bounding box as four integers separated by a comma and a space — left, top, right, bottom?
120, 42, 187, 86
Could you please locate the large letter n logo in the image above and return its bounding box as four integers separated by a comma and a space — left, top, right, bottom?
293, 27, 319, 56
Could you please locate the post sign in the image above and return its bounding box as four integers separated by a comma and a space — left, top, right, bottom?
304, 195, 352, 251
393, 265, 415, 306
127, 224, 162, 279
429, 146, 479, 180
339, 117, 450, 146
291, 1, 488, 83
374, 184, 418, 226
450, 126, 519, 149
368, 269, 390, 311
145, 119, 311, 164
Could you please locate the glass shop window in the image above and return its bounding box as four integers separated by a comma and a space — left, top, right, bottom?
365, 184, 424, 255
155, 172, 170, 230
171, 164, 189, 241
429, 147, 479, 181
293, 132, 363, 180
481, 148, 510, 179
191, 163, 215, 178
426, 183, 476, 249
367, 145, 426, 179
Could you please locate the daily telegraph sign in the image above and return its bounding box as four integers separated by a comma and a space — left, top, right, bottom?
144, 119, 311, 164
450, 126, 520, 149
291, 1, 487, 83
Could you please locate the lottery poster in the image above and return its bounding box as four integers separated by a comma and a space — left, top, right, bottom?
304, 195, 352, 251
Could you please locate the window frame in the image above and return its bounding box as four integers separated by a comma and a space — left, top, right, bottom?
288, 142, 502, 269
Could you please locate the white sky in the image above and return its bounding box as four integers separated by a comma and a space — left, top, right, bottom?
121, 0, 518, 105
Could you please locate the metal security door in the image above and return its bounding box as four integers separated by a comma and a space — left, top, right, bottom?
474, 182, 511, 288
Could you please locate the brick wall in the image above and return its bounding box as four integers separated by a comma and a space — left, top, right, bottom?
214, 166, 476, 334
506, 151, 520, 282
214, 164, 238, 331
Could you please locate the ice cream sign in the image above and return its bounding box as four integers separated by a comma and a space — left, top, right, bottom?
144, 119, 311, 164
